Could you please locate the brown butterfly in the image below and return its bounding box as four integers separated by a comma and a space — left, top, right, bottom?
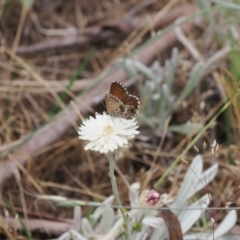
105, 81, 140, 119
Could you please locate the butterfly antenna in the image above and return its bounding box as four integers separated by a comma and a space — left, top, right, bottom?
100, 99, 106, 108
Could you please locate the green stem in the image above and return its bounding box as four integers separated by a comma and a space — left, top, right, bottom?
154, 100, 231, 189
107, 152, 129, 240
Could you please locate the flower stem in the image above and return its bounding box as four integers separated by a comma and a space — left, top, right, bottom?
108, 153, 129, 240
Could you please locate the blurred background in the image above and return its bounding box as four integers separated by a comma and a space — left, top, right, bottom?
0, 0, 240, 239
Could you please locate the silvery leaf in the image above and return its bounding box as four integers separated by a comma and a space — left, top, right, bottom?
73, 206, 82, 231
208, 210, 237, 239
169, 123, 203, 135
150, 227, 168, 240
173, 155, 219, 210
142, 216, 164, 228
135, 231, 148, 240
184, 233, 211, 239
192, 163, 219, 197
178, 194, 210, 234
129, 182, 141, 207
101, 218, 124, 240
70, 229, 88, 240
116, 58, 137, 77
165, 47, 178, 90
81, 218, 94, 238
133, 61, 156, 80
130, 224, 149, 240
58, 232, 71, 240
101, 207, 115, 232
91, 195, 114, 220
172, 155, 203, 210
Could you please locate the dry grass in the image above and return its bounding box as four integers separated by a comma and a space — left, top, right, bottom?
0, 0, 240, 239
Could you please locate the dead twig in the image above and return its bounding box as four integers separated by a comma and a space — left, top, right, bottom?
174, 18, 203, 61
2, 216, 73, 235
0, 79, 91, 93
160, 206, 183, 240
16, 4, 197, 55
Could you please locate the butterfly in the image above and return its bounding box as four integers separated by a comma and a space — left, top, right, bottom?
105, 81, 140, 119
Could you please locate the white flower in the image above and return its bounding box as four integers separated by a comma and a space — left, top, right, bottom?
78, 112, 139, 153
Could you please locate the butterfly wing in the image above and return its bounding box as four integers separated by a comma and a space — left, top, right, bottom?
122, 95, 140, 119
105, 94, 123, 115
106, 81, 140, 119
124, 95, 140, 108
109, 82, 129, 101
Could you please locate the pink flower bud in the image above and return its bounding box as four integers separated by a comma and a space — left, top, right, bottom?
139, 190, 161, 207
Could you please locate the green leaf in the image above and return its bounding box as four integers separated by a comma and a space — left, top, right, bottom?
210, 0, 240, 10
20, 0, 34, 10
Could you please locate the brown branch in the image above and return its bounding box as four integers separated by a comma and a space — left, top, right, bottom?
0, 5, 197, 185
16, 4, 197, 54
160, 206, 183, 240
2, 216, 73, 235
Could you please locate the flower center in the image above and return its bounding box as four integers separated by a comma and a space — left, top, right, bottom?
103, 125, 114, 136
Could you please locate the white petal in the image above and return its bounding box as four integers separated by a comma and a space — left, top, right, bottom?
78, 113, 139, 153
